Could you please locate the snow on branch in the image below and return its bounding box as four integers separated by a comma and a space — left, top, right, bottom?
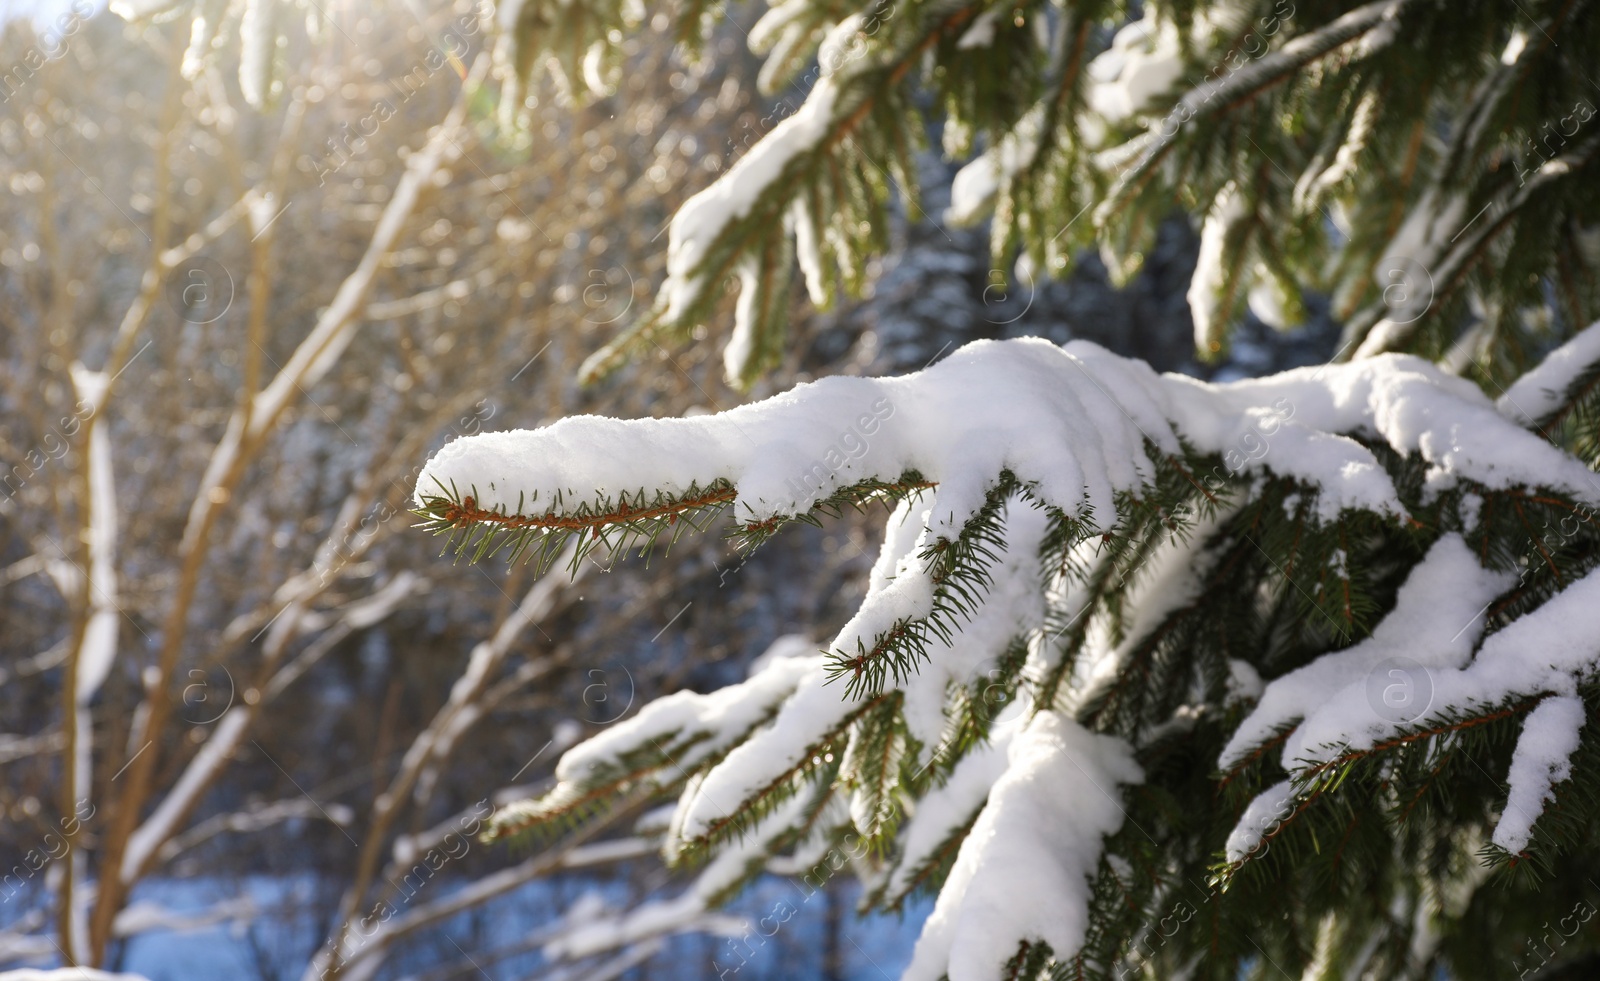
1494, 694, 1586, 854
1280, 560, 1600, 771
1218, 534, 1514, 773
903, 713, 1141, 981
578, 5, 979, 387
1498, 319, 1600, 432
1220, 548, 1600, 870
486, 637, 819, 843
419, 337, 1597, 558
418, 336, 1600, 976
1097, 0, 1410, 226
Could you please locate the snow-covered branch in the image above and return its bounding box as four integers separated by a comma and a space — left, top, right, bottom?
419, 335, 1600, 976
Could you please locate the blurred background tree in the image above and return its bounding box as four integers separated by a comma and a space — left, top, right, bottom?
0, 2, 891, 977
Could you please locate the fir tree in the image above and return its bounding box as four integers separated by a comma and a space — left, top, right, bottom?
492, 0, 1600, 389
418, 2, 1600, 979
416, 336, 1600, 979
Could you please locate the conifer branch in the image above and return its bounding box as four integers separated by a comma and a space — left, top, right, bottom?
415, 472, 939, 576
681, 695, 887, 855
1097, 0, 1410, 228
1345, 129, 1600, 357
414, 478, 739, 574
826, 472, 1036, 699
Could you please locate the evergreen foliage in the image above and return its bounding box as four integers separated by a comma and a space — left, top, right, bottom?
415, 330, 1600, 979
492, 0, 1600, 389
411, 1, 1600, 978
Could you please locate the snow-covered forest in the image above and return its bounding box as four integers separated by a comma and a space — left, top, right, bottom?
5, 0, 1600, 980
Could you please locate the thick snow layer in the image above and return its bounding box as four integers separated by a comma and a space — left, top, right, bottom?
1219, 534, 1513, 770
1493, 695, 1586, 854
672, 508, 933, 843
1165, 352, 1600, 518
1498, 319, 1600, 428
1463, 565, 1600, 701
420, 339, 1176, 542
422, 338, 1600, 536
1222, 560, 1600, 863
1287, 562, 1600, 767
663, 70, 837, 322
903, 713, 1141, 981
886, 737, 1012, 900
553, 638, 819, 785
900, 501, 1048, 761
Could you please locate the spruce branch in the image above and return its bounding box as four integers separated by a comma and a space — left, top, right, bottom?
927, 633, 1031, 779
679, 695, 888, 856
726, 472, 939, 551
875, 804, 983, 911
413, 478, 739, 575
414, 471, 937, 576
485, 732, 713, 845
825, 471, 1038, 699
839, 691, 909, 847
1344, 129, 1600, 357
1096, 0, 1411, 230
1211, 696, 1546, 893
580, 3, 985, 387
